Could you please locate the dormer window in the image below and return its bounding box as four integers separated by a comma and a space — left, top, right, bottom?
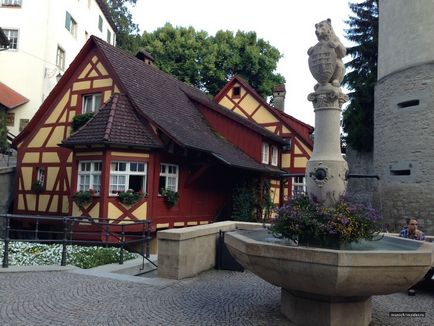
82, 93, 102, 113
262, 143, 269, 164
232, 86, 241, 98
271, 146, 278, 166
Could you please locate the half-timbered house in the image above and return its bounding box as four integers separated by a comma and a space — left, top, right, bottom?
215, 76, 314, 202
12, 36, 286, 234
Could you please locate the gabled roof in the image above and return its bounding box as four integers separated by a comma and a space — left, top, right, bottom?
62, 93, 162, 149
91, 37, 279, 172
185, 91, 286, 145
0, 82, 29, 109
16, 36, 280, 173
214, 75, 314, 148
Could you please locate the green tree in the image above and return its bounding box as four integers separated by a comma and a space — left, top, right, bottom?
104, 0, 140, 50
342, 0, 378, 152
139, 24, 285, 97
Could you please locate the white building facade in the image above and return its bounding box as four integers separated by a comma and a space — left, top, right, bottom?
0, 0, 116, 135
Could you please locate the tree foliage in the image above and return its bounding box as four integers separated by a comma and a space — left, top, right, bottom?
342, 0, 378, 152
104, 0, 140, 49
138, 23, 285, 97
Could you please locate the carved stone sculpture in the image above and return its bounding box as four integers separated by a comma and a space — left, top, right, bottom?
308, 18, 346, 88
306, 19, 349, 206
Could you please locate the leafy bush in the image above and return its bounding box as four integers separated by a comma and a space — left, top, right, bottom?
71, 112, 94, 132
270, 195, 383, 249
0, 242, 136, 268
73, 190, 93, 208
161, 188, 179, 208
118, 189, 144, 206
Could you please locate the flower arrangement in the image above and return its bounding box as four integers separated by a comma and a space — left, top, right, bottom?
161, 188, 179, 208
269, 195, 383, 249
118, 189, 144, 206
31, 180, 44, 194
73, 190, 93, 208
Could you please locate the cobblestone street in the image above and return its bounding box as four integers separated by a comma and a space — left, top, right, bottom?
0, 269, 432, 325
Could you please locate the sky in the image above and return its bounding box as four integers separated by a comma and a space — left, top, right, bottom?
131, 0, 359, 126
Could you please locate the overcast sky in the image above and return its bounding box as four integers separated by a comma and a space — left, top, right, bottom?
131, 0, 359, 126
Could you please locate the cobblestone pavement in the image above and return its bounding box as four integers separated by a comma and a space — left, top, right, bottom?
0, 269, 432, 326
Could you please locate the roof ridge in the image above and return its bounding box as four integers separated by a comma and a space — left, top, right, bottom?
103, 93, 120, 141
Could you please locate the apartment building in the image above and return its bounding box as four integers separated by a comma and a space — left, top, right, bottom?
0, 0, 116, 136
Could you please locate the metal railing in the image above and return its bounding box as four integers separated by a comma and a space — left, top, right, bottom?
1, 214, 155, 269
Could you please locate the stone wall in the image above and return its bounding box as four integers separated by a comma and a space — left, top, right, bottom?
345, 146, 377, 207
0, 167, 15, 237
374, 63, 434, 235
0, 167, 15, 214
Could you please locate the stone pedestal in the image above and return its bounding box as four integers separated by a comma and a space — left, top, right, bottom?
281, 289, 371, 326
306, 85, 348, 206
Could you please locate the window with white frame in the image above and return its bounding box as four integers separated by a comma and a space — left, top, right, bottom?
292, 176, 306, 196
56, 46, 65, 70
1, 0, 22, 7
159, 163, 179, 193
82, 93, 102, 113
2, 29, 18, 49
65, 11, 77, 37
271, 145, 278, 166
78, 161, 102, 194
109, 161, 147, 194
262, 143, 269, 164
106, 29, 111, 43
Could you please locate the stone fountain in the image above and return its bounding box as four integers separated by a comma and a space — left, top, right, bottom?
225, 19, 434, 326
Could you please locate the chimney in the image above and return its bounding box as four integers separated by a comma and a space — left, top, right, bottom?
135, 49, 155, 66
272, 84, 286, 111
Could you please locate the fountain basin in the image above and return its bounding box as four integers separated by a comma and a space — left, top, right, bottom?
225, 228, 433, 326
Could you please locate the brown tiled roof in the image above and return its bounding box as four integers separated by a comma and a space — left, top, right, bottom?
0, 82, 29, 109
62, 93, 162, 149
93, 37, 274, 172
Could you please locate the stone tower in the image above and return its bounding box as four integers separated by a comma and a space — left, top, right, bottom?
375, 0, 434, 234
272, 84, 286, 111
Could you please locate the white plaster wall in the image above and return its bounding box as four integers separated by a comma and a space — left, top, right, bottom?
0, 0, 115, 136
378, 0, 434, 80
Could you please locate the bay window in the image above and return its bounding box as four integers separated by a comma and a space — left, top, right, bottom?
110, 161, 147, 194
78, 161, 101, 194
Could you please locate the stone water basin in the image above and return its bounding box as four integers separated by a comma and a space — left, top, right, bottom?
225, 228, 434, 326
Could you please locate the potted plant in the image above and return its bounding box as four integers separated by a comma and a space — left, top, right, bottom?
118, 189, 144, 206
161, 188, 179, 208
31, 180, 44, 194
269, 194, 382, 249
73, 190, 93, 208
71, 112, 94, 132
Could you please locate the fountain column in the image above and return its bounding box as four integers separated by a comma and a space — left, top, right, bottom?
306, 19, 348, 206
